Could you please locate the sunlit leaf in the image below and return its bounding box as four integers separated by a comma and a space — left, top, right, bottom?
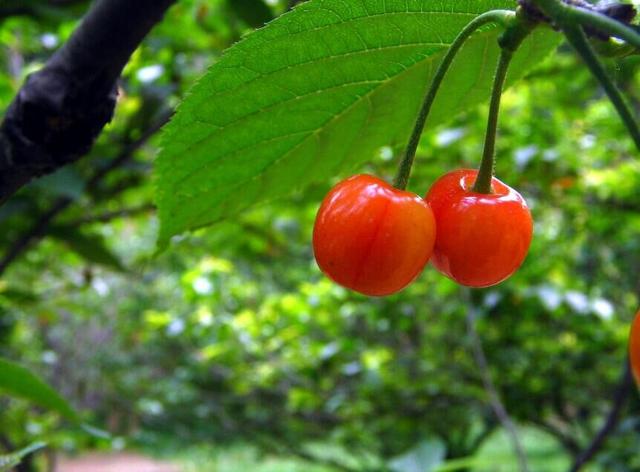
155, 0, 560, 248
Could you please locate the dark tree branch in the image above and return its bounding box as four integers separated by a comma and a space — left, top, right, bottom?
569, 361, 633, 472
0, 0, 176, 205
0, 0, 88, 20
0, 113, 170, 277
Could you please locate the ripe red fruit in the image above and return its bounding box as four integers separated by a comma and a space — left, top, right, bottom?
425, 169, 533, 288
313, 174, 436, 296
630, 310, 640, 386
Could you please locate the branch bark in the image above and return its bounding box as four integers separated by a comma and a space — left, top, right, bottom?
0, 0, 176, 205
569, 360, 633, 472
0, 113, 170, 277
465, 295, 529, 472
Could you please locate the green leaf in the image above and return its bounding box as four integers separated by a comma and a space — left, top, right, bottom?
389, 438, 447, 472
0, 442, 46, 472
0, 287, 38, 305
49, 225, 126, 272
155, 0, 560, 248
0, 358, 80, 422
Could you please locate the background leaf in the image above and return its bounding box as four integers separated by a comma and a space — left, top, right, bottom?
0, 358, 80, 422
49, 225, 126, 272
389, 438, 446, 472
0, 442, 46, 472
154, 0, 560, 247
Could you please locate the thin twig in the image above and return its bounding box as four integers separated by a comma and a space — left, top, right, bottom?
62, 204, 155, 226
569, 361, 633, 472
561, 23, 640, 151
0, 113, 169, 277
465, 298, 529, 472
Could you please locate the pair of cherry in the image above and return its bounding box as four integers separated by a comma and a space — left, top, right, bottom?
312, 170, 533, 296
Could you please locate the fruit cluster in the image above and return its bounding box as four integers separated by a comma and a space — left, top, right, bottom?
313, 170, 533, 296
313, 172, 640, 392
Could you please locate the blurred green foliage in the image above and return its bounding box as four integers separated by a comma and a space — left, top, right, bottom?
1, 1, 640, 471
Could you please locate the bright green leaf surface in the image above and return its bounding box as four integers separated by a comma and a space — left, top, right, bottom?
156, 0, 559, 247
0, 357, 80, 422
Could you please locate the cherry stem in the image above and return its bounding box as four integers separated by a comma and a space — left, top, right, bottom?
533, 0, 640, 50
393, 9, 515, 191
472, 50, 513, 194
473, 13, 534, 193
561, 23, 640, 152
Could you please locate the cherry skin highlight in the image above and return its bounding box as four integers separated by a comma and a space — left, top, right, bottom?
313, 174, 436, 296
630, 310, 640, 387
425, 169, 533, 288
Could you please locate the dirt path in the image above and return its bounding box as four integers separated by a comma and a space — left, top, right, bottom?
56, 452, 181, 472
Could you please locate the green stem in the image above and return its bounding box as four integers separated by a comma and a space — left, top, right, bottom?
393, 9, 515, 190
562, 24, 640, 152
471, 49, 513, 194
472, 13, 535, 193
533, 0, 640, 49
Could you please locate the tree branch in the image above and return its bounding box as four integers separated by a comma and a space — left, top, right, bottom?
0, 0, 89, 20
0, 0, 176, 205
0, 113, 169, 277
62, 204, 155, 226
569, 360, 633, 472
465, 298, 529, 472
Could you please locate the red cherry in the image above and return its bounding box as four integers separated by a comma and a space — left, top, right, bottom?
313, 174, 436, 296
425, 169, 533, 288
630, 310, 640, 387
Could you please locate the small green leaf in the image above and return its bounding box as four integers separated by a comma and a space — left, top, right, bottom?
49, 225, 126, 271
155, 0, 560, 248
0, 441, 47, 472
0, 358, 80, 422
389, 438, 447, 472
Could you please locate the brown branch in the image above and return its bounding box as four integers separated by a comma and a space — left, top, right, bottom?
569, 360, 633, 472
0, 113, 169, 277
465, 298, 529, 472
0, 0, 176, 205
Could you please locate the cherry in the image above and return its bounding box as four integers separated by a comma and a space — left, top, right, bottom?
630, 310, 640, 386
425, 169, 533, 288
313, 174, 436, 296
